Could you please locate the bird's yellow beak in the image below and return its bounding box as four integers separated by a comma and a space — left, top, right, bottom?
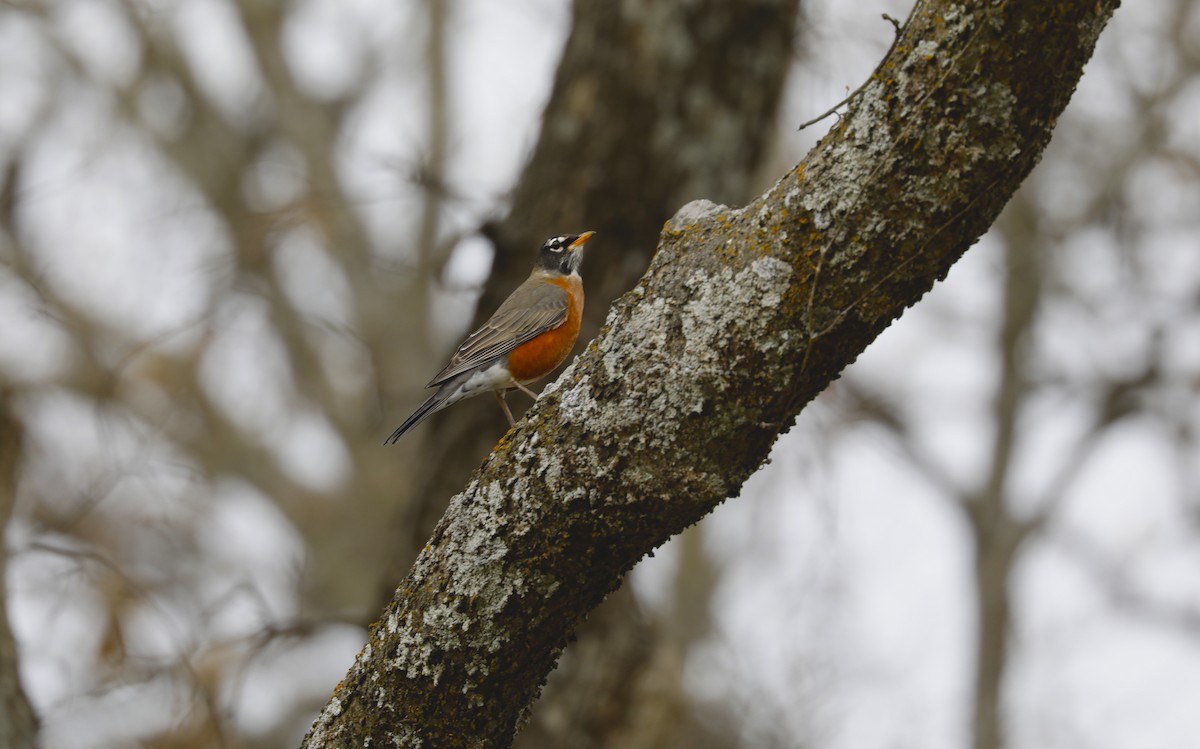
569, 231, 596, 249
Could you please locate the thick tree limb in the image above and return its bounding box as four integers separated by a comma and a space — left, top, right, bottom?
304, 0, 1120, 746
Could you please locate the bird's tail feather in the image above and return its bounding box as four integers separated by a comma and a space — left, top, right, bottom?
384, 390, 448, 444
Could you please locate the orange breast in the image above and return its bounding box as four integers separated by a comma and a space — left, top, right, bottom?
506, 276, 584, 383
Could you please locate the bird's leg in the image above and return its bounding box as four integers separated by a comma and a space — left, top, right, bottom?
494, 390, 516, 428
513, 381, 539, 400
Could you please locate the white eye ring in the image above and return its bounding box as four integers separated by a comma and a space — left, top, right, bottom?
546, 236, 567, 252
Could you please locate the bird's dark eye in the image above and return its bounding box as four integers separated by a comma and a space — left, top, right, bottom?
546, 236, 567, 253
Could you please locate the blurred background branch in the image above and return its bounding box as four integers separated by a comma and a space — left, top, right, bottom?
0, 391, 37, 749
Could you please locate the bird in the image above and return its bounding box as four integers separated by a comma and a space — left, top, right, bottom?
385, 231, 596, 444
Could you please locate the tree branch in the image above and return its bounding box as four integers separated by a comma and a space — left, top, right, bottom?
304, 0, 1121, 746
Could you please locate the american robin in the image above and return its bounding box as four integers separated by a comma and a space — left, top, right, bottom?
385, 231, 596, 443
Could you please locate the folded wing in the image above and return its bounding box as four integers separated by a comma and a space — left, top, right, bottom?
427, 282, 569, 386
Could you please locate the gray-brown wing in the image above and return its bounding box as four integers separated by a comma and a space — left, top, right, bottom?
427, 281, 568, 386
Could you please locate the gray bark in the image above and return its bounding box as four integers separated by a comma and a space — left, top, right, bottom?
305, 0, 1121, 746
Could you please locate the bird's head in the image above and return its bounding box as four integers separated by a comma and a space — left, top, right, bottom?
535, 231, 595, 276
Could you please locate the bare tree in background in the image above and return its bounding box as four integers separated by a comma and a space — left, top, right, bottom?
0, 393, 37, 749
823, 2, 1200, 746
